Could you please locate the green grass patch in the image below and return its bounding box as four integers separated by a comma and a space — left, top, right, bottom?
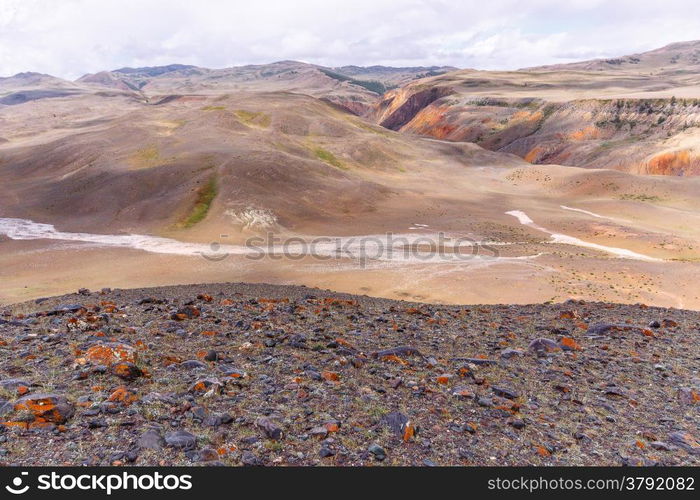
201, 105, 226, 111
180, 176, 218, 228
234, 110, 271, 127
314, 147, 346, 169
319, 68, 387, 94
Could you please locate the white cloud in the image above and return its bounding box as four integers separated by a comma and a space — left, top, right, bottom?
0, 0, 699, 79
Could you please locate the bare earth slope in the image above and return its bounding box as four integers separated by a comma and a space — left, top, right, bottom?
368, 41, 700, 175
0, 283, 698, 466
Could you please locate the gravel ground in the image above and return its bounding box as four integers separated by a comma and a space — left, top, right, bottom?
0, 282, 698, 466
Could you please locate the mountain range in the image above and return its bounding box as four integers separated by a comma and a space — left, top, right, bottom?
2, 41, 700, 310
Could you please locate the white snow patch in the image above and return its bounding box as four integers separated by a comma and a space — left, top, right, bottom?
506, 210, 662, 262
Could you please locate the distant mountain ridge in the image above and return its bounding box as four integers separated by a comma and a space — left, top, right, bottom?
523, 40, 700, 72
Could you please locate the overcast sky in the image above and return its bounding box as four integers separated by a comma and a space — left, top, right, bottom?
2, 0, 700, 79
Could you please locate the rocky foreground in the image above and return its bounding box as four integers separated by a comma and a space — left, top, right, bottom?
0, 282, 698, 466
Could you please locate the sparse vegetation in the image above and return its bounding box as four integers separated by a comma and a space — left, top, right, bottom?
180, 176, 218, 228
319, 68, 387, 94
314, 147, 346, 169
129, 145, 162, 169
234, 110, 271, 127
619, 193, 662, 202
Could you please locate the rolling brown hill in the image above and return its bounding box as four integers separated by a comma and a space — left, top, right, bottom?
2, 46, 700, 310
368, 42, 700, 175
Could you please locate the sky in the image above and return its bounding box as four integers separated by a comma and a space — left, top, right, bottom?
2, 0, 700, 79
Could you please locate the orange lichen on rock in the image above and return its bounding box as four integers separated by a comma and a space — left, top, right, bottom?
111, 361, 143, 381
560, 337, 582, 350
84, 343, 137, 366
322, 298, 357, 307
535, 445, 551, 457
402, 421, 416, 442
322, 371, 340, 382
436, 374, 452, 384
13, 393, 75, 424
381, 354, 408, 365
107, 386, 139, 405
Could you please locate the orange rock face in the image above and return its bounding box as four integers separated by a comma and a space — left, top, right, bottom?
646, 150, 700, 175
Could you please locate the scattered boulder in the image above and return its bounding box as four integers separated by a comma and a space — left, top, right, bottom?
111, 362, 143, 381
492, 386, 520, 400
138, 428, 165, 450
165, 430, 197, 450
528, 338, 559, 353
241, 450, 262, 466
381, 411, 416, 442
368, 443, 386, 461
171, 306, 200, 321
668, 431, 700, 455
189, 378, 223, 394
678, 388, 700, 405
255, 417, 283, 440
371, 346, 423, 359
84, 343, 137, 366
13, 393, 74, 424
500, 348, 523, 359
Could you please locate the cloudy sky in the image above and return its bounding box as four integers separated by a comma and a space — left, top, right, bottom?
1, 0, 700, 79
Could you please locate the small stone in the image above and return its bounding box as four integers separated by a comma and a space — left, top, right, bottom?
368, 444, 386, 461
204, 413, 233, 427
241, 451, 262, 466
189, 378, 223, 394
84, 343, 137, 367
500, 348, 523, 359
13, 393, 75, 424
138, 429, 165, 450
165, 430, 197, 450
477, 397, 493, 407
111, 362, 143, 381
197, 448, 219, 462
319, 446, 335, 458
371, 346, 423, 359
204, 350, 218, 362
171, 305, 200, 321
381, 411, 416, 441
452, 387, 475, 399
255, 417, 283, 440
668, 431, 700, 455
649, 441, 672, 451
678, 388, 700, 405
309, 426, 328, 439
179, 360, 207, 370
509, 419, 526, 429
492, 386, 520, 399
87, 418, 107, 429
528, 338, 559, 353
